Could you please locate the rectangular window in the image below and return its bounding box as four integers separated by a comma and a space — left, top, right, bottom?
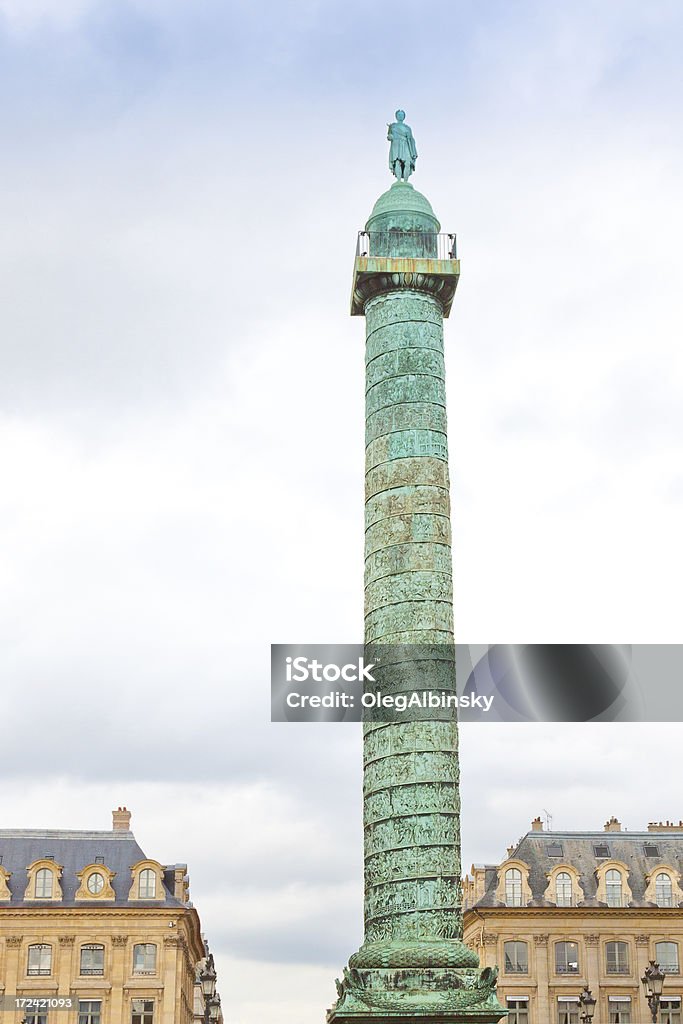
608, 996, 631, 1023
606, 941, 630, 975
131, 1000, 154, 1024
661, 997, 682, 1024
27, 944, 52, 976
24, 1015, 48, 1024
658, 942, 680, 974
557, 998, 579, 1024
555, 941, 579, 974
593, 844, 610, 858
507, 997, 529, 1024
133, 943, 157, 974
547, 843, 564, 857
78, 1001, 101, 1024
80, 944, 105, 976
504, 941, 528, 974
645, 843, 661, 857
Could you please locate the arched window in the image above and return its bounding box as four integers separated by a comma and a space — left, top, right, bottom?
133, 943, 157, 975
656, 941, 679, 974
606, 869, 623, 907
35, 868, 53, 898
556, 872, 573, 907
504, 940, 528, 974
656, 872, 674, 907
80, 944, 105, 976
138, 869, 156, 899
505, 868, 522, 906
555, 940, 579, 974
27, 944, 52, 976
606, 940, 629, 974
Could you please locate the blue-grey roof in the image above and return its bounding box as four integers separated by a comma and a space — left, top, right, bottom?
473, 830, 683, 908
0, 829, 184, 908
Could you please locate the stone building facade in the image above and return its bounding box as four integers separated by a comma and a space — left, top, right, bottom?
0, 808, 216, 1024
463, 817, 683, 1024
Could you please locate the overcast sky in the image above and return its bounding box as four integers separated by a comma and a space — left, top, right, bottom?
1, 1, 683, 1022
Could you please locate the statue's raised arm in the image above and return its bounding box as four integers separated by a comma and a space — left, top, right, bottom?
387, 109, 417, 181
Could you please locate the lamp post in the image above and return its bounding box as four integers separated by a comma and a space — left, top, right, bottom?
200, 953, 218, 1024
210, 994, 222, 1024
578, 985, 596, 1023
642, 959, 666, 1022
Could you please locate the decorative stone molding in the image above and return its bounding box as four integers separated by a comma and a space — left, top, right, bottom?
495, 859, 533, 908
128, 860, 165, 902
24, 859, 64, 902
643, 864, 683, 907
533, 934, 549, 946
111, 935, 128, 947
635, 934, 651, 946
0, 866, 12, 902
5, 936, 23, 947
482, 933, 498, 946
58, 936, 75, 946
543, 863, 585, 907
74, 863, 117, 902
585, 935, 600, 946
594, 859, 633, 907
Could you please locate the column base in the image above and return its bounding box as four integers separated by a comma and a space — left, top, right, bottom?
326, 950, 507, 1023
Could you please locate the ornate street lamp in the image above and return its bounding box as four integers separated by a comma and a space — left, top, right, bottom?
209, 994, 222, 1023
578, 985, 596, 1023
200, 953, 218, 1024
642, 959, 666, 1022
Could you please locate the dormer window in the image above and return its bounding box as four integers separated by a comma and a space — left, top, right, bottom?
139, 869, 156, 899
656, 872, 674, 907
505, 868, 522, 907
87, 872, 105, 895
35, 868, 53, 898
25, 859, 63, 901
556, 872, 572, 907
128, 860, 163, 902
606, 869, 623, 908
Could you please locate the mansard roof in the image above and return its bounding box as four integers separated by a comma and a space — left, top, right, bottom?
0, 828, 185, 908
472, 830, 683, 909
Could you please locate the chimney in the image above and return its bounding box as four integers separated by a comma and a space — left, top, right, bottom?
112, 807, 132, 831
531, 816, 544, 832
648, 820, 683, 832
604, 816, 622, 832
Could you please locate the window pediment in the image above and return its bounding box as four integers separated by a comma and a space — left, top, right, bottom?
128, 860, 164, 901
25, 860, 63, 901
644, 864, 683, 907
543, 863, 584, 906
495, 859, 532, 907
594, 859, 632, 908
75, 863, 117, 901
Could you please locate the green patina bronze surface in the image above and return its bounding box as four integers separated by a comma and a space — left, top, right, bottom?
327, 152, 505, 1024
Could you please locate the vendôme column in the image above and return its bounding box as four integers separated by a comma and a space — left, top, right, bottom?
327, 113, 506, 1024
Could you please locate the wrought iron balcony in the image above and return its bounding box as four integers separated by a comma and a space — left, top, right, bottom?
356, 230, 457, 260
